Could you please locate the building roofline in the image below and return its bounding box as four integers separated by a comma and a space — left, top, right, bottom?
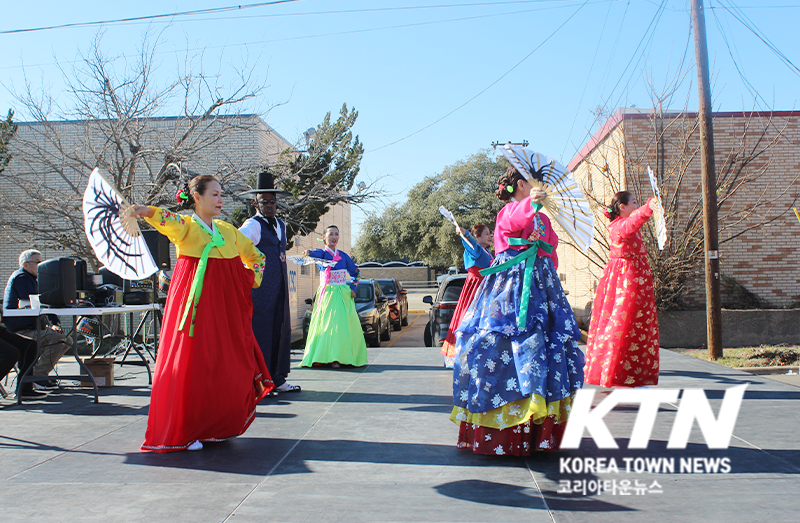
16, 113, 296, 149
567, 108, 800, 171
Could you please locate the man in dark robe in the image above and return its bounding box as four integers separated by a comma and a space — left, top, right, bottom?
239, 171, 300, 393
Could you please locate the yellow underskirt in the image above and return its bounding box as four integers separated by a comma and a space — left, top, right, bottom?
450, 393, 576, 430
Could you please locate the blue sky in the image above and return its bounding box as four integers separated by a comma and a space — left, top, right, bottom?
2, 1, 799, 239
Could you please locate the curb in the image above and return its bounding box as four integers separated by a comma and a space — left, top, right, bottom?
735, 365, 799, 375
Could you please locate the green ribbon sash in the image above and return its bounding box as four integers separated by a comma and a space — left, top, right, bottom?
479, 204, 553, 331
179, 217, 225, 337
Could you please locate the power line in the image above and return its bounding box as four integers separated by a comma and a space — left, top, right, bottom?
367, 0, 592, 153
560, 0, 669, 164
0, 1, 601, 35
109, 0, 594, 27
715, 0, 800, 78
0, 1, 301, 35
709, 0, 772, 111
560, 0, 615, 160
0, 2, 604, 72
597, 0, 631, 105
603, 0, 669, 114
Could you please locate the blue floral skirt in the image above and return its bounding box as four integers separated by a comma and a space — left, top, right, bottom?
450, 249, 584, 454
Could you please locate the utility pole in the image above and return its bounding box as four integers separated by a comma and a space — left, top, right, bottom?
691, 0, 723, 360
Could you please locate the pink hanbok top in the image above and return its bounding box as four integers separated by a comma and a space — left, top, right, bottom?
493, 195, 559, 270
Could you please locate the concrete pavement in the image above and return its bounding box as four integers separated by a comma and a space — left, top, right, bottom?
1, 315, 799, 522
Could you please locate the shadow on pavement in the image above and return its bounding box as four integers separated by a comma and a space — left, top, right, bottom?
434, 479, 635, 512
268, 390, 452, 405
123, 438, 523, 476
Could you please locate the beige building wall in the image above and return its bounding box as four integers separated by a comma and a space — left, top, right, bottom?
357, 266, 430, 284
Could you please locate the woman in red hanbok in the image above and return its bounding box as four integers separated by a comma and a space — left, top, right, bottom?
584, 191, 660, 388
131, 175, 273, 452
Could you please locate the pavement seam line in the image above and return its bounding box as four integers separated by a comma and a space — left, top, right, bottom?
665, 400, 800, 474
524, 459, 557, 522
1, 417, 145, 483
221, 346, 386, 522
384, 312, 424, 348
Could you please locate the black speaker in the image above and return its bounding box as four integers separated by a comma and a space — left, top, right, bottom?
38, 257, 77, 307
123, 290, 155, 305
74, 259, 88, 291
142, 229, 171, 270
99, 267, 123, 288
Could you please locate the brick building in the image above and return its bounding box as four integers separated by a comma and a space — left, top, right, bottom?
557, 108, 800, 321
0, 115, 352, 340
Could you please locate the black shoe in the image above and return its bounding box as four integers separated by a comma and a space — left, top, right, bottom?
20, 388, 48, 400
33, 379, 58, 391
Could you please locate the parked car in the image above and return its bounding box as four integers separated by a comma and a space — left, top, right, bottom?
303, 279, 391, 348
356, 279, 392, 347
422, 273, 467, 348
375, 278, 409, 331
436, 266, 459, 284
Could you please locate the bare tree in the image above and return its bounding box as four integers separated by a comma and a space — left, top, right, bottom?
0, 31, 272, 269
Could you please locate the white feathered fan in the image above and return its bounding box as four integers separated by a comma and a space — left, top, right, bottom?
83, 168, 158, 280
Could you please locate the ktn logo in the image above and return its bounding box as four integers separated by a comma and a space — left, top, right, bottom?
561, 385, 747, 449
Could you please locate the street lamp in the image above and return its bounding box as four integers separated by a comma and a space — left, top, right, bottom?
303, 127, 316, 148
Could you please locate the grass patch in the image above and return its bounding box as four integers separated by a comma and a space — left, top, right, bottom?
678, 345, 800, 368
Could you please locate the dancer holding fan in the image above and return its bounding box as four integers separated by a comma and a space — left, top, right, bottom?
129, 174, 273, 452
450, 145, 586, 455
584, 191, 660, 388
300, 225, 367, 368
438, 207, 493, 368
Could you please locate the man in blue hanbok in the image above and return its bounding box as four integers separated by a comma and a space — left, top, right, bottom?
239, 171, 300, 393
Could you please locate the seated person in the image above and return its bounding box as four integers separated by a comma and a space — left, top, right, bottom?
3, 249, 70, 390
0, 324, 44, 399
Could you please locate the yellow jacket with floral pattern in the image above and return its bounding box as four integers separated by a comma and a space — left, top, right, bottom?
144, 206, 265, 288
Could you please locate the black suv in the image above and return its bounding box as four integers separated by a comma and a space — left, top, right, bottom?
356, 279, 392, 347
422, 273, 466, 347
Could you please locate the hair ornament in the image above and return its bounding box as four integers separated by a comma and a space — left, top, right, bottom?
498, 184, 505, 192
603, 207, 612, 219
507, 184, 514, 193
175, 184, 190, 203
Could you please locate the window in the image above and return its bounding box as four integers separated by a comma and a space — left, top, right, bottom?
378, 280, 396, 295
441, 279, 465, 302
355, 282, 373, 303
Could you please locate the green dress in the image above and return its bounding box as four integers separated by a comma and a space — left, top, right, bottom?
301, 248, 367, 367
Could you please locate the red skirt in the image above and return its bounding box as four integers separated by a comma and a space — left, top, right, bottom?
584, 255, 659, 388
141, 256, 273, 453
441, 267, 484, 359
456, 416, 566, 456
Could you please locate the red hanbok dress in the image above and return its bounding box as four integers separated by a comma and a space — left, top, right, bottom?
584, 199, 660, 387
141, 208, 273, 453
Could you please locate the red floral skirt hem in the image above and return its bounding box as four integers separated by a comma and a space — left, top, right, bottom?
456, 416, 567, 456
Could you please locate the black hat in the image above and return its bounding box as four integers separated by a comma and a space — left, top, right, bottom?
240, 170, 290, 197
